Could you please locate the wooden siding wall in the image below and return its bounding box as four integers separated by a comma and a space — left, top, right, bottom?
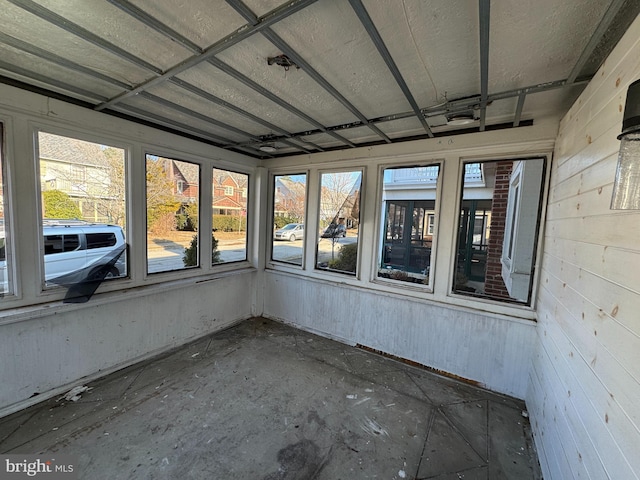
528, 16, 640, 480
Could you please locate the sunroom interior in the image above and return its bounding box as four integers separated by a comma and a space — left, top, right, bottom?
0, 0, 639, 478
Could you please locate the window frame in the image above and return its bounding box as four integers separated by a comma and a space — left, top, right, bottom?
449, 156, 548, 307
212, 166, 250, 266
34, 127, 131, 295
314, 167, 364, 278
145, 153, 201, 275
373, 161, 443, 291
267, 170, 309, 270
0, 119, 16, 299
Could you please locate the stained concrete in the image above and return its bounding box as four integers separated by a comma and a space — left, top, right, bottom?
0, 317, 542, 479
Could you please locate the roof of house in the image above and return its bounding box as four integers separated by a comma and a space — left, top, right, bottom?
38, 132, 112, 167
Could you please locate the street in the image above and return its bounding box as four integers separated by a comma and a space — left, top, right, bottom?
147, 235, 358, 272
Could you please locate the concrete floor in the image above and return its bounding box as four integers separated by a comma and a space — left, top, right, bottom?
0, 317, 542, 479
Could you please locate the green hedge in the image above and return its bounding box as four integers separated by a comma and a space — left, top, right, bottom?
213, 214, 246, 232
273, 216, 300, 229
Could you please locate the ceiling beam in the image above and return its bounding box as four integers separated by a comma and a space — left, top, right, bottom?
94, 0, 319, 111
0, 32, 133, 91
347, 0, 433, 138
513, 93, 526, 127
208, 57, 357, 148
261, 32, 392, 144
258, 75, 591, 145
566, 0, 628, 84
139, 92, 262, 143
105, 0, 321, 153
478, 0, 490, 131
169, 78, 320, 153
487, 76, 591, 101
0, 28, 313, 154
6, 0, 162, 75
105, 0, 203, 55
112, 104, 263, 155
225, 0, 392, 144
0, 60, 108, 103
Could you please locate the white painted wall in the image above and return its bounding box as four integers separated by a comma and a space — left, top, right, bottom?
0, 86, 258, 416
0, 272, 255, 415
528, 15, 640, 480
265, 272, 536, 398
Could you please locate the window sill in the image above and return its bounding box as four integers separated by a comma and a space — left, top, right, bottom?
264, 267, 537, 323
0, 266, 256, 327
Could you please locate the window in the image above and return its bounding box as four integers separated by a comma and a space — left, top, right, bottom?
427, 214, 435, 235
86, 232, 117, 249
271, 174, 307, 265
453, 158, 545, 304
316, 170, 362, 275
377, 164, 440, 286
212, 168, 248, 265
146, 155, 199, 273
38, 132, 127, 289
44, 234, 80, 254
0, 123, 10, 295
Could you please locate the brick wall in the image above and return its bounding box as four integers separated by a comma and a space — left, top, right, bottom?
484, 161, 512, 298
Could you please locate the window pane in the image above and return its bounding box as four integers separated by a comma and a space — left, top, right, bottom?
0, 124, 10, 295
316, 171, 361, 275
453, 159, 545, 305
378, 165, 440, 286
146, 155, 199, 273
212, 168, 248, 265
272, 174, 306, 265
86, 233, 116, 249
38, 132, 127, 289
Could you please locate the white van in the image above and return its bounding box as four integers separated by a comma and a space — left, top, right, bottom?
1, 221, 126, 293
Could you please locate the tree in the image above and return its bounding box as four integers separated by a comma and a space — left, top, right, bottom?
146, 159, 181, 233
42, 190, 82, 219
318, 172, 361, 259
99, 147, 127, 225
182, 234, 221, 266
328, 243, 358, 273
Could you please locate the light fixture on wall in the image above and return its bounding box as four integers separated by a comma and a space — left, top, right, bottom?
611, 78, 640, 209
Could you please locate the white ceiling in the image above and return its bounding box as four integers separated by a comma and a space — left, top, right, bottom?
0, 0, 637, 158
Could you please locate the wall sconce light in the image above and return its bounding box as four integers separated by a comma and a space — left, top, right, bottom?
611, 78, 640, 209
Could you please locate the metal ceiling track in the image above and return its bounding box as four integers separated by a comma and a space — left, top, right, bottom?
0, 0, 610, 158
224, 0, 392, 145
240, 76, 593, 150
6, 0, 325, 155
107, 0, 342, 152
95, 0, 320, 111
207, 57, 356, 149
566, 0, 628, 84
347, 0, 434, 138
478, 0, 490, 132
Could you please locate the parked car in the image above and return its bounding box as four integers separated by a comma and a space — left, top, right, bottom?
274, 223, 304, 241
0, 221, 126, 293
321, 223, 346, 238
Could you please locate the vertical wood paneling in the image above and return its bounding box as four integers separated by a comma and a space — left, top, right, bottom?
528, 15, 640, 480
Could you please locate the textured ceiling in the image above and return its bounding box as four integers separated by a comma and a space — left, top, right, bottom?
0, 0, 638, 158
